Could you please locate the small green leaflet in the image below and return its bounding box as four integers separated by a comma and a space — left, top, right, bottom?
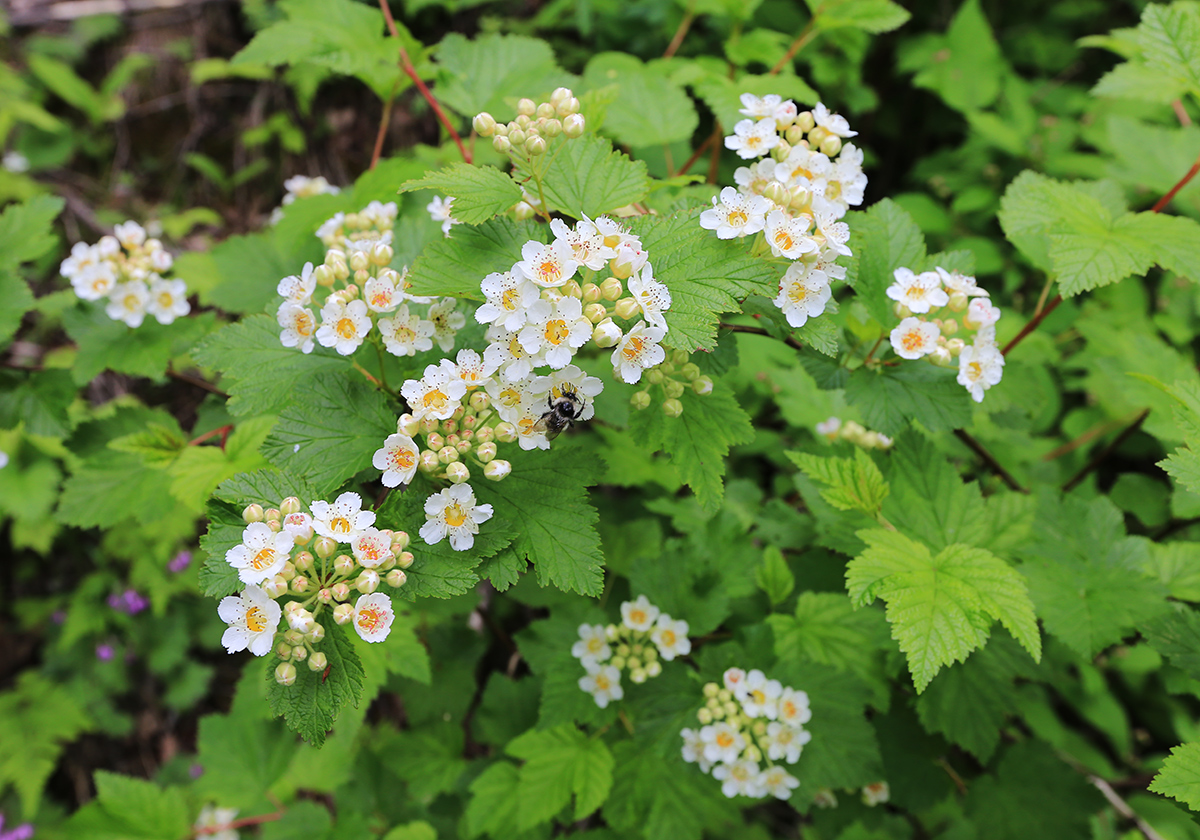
465, 762, 523, 838
405, 217, 546, 300
512, 133, 650, 219
1137, 1, 1200, 99
432, 33, 573, 119
0, 369, 76, 438
847, 529, 1041, 692
1151, 742, 1200, 811
900, 0, 1006, 112
60, 770, 191, 840
787, 448, 889, 515
844, 363, 972, 436
0, 195, 65, 267
506, 724, 615, 827
755, 545, 795, 606
844, 198, 926, 325
62, 306, 218, 384
583, 53, 697, 148
811, 0, 911, 33
400, 163, 522, 225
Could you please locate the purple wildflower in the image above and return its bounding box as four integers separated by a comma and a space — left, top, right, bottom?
96, 643, 115, 662
168, 550, 193, 573
0, 814, 35, 840
106, 589, 148, 615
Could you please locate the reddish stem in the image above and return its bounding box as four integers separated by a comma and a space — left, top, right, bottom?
1001, 293, 1062, 357
376, 0, 471, 164
678, 130, 717, 176
370, 78, 400, 170
1151, 152, 1200, 213
188, 424, 233, 448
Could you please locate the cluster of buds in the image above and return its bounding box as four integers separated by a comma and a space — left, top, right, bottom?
701, 94, 866, 333
630, 347, 714, 418
216, 492, 412, 686
59, 221, 190, 328
884, 266, 1004, 403
473, 86, 586, 161
680, 667, 813, 801
275, 200, 464, 357
571, 596, 691, 708
269, 174, 341, 225
814, 417, 893, 450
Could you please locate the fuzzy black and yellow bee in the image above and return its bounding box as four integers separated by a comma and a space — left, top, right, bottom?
532, 384, 585, 440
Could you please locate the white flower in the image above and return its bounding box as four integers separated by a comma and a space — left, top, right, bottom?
815, 417, 841, 438
742, 669, 783, 718
957, 339, 1005, 403
277, 262, 316, 305
774, 146, 832, 191
316, 298, 372, 355
936, 266, 988, 298
815, 247, 848, 282
774, 264, 831, 328
518, 296, 592, 369
281, 511, 313, 542
351, 592, 395, 642
541, 365, 603, 422
738, 93, 797, 128
734, 158, 779, 197
813, 788, 838, 808
700, 722, 745, 765
886, 267, 948, 314
777, 687, 812, 726
61, 241, 99, 281
823, 144, 867, 216
426, 195, 460, 236
484, 324, 540, 382
217, 585, 281, 656
195, 804, 240, 840
611, 321, 667, 384
419, 483, 494, 551
0, 451, 7, 469
579, 662, 624, 708
724, 118, 780, 159
146, 276, 190, 325
114, 221, 147, 249
485, 376, 544, 425
621, 595, 660, 632
402, 363, 468, 421
813, 207, 852, 257
764, 210, 817, 260
626, 264, 673, 331
427, 297, 466, 352
723, 667, 748, 698
225, 522, 293, 585
441, 348, 497, 390
765, 720, 811, 763
813, 102, 857, 138
965, 298, 1001, 329
476, 270, 539, 331
351, 528, 394, 569
373, 433, 420, 488
681, 728, 712, 772
551, 217, 612, 270
282, 174, 339, 202
363, 272, 403, 313
106, 280, 150, 327
759, 765, 800, 800
517, 239, 578, 289
148, 244, 173, 273
311, 491, 376, 543
378, 305, 435, 357
277, 303, 317, 354
611, 241, 649, 278
651, 615, 691, 660
2, 151, 29, 173
712, 758, 763, 798
699, 187, 771, 240
71, 261, 116, 301
890, 317, 940, 360
571, 624, 612, 666
862, 781, 890, 806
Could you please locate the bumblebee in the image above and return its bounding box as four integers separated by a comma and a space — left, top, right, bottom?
532, 384, 585, 440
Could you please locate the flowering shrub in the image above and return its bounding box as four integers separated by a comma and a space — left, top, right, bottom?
8, 1, 1200, 839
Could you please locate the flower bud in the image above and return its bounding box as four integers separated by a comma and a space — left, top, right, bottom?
551, 86, 572, 105
266, 519, 283, 533
308, 651, 328, 672
610, 655, 626, 670
663, 398, 684, 418
703, 681, 720, 698
770, 140, 791, 162
288, 609, 314, 633
397, 551, 414, 569
543, 118, 562, 138
763, 181, 788, 205
492, 135, 512, 154
313, 264, 335, 287
892, 302, 913, 319
291, 576, 310, 593
276, 642, 292, 660
391, 530, 410, 551
275, 662, 297, 686
437, 445, 459, 464
333, 603, 353, 624
308, 623, 325, 643
563, 113, 585, 137
356, 569, 380, 594
646, 368, 664, 385
808, 125, 830, 147
692, 375, 713, 395
570, 303, 604, 327
600, 277, 623, 301
284, 600, 302, 615
398, 413, 420, 436
292, 645, 308, 661
534, 101, 554, 120
314, 536, 337, 559
484, 459, 512, 481
512, 201, 535, 220
243, 503, 264, 523
386, 569, 408, 588
446, 461, 471, 483
796, 110, 815, 132
526, 134, 548, 156
631, 390, 651, 410
697, 707, 714, 724
419, 450, 440, 472
475, 425, 494, 444
946, 338, 966, 355
745, 744, 762, 763
948, 291, 968, 312
508, 128, 526, 147
724, 700, 739, 718
929, 346, 954, 367
611, 297, 637, 320
664, 379, 686, 399
424, 432, 443, 451
473, 112, 496, 136
785, 124, 806, 146
264, 575, 288, 598
332, 582, 351, 601
465, 391, 489, 412
630, 667, 647, 684
646, 660, 662, 677
455, 439, 473, 455
476, 441, 498, 462
334, 554, 355, 576
940, 318, 958, 336
280, 496, 302, 515
495, 422, 517, 443
819, 134, 842, 157
677, 362, 699, 381
492, 122, 509, 137
349, 250, 370, 273
518, 97, 537, 116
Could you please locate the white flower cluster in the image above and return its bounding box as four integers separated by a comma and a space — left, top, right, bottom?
572, 595, 691, 708
194, 804, 239, 840
426, 195, 460, 237
274, 201, 464, 357
701, 95, 865, 332
59, 221, 190, 328
885, 266, 1004, 403
474, 86, 587, 163
269, 174, 341, 224
216, 493, 413, 685
814, 417, 893, 450
680, 667, 813, 801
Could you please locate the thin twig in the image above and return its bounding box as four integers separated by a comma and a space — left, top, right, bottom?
1042, 414, 1133, 462
770, 19, 817, 75
663, 0, 696, 59
167, 367, 228, 397
719, 322, 804, 351
376, 0, 471, 163
1089, 775, 1166, 840
1173, 99, 1192, 127
1001, 294, 1062, 356
679, 127, 719, 176
1062, 409, 1150, 492
937, 757, 968, 796
1151, 149, 1200, 213
188, 424, 233, 449
952, 429, 1028, 494
370, 77, 400, 170
707, 121, 723, 183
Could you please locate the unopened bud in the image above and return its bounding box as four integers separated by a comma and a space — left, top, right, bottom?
929, 346, 954, 367
492, 135, 512, 154
630, 667, 648, 684
948, 291, 968, 312
631, 390, 652, 410
308, 623, 325, 643
243, 503, 264, 523
276, 642, 292, 660
646, 660, 662, 677
495, 422, 517, 443
763, 181, 788, 205
485, 459, 512, 481
892, 302, 913, 319
356, 570, 380, 594
333, 554, 355, 576
526, 134, 548, 156
275, 662, 297, 686
610, 655, 626, 670
264, 575, 288, 598
291, 576, 310, 593
543, 118, 562, 138
313, 264, 335, 287
563, 113, 585, 137
476, 441, 497, 462
819, 135, 842, 157
292, 645, 308, 661
518, 98, 537, 117
663, 398, 684, 418
333, 603, 353, 624
512, 201, 535, 220
397, 551, 414, 569
349, 250, 369, 273
467, 391, 490, 412
308, 651, 328, 672
288, 609, 314, 633
391, 530, 410, 551
771, 140, 791, 162
266, 519, 283, 533
680, 363, 700, 381
438, 446, 459, 464
508, 128, 527, 147
946, 338, 966, 355
614, 297, 640, 320
808, 125, 830, 148
940, 318, 958, 336
785, 124, 806, 146
419, 450, 440, 472
665, 379, 687, 399
693, 375, 714, 395
646, 369, 664, 385
424, 432, 443, 451
398, 413, 419, 436
475, 426, 494, 444
577, 302, 605, 324
600, 277, 623, 301
473, 112, 496, 136
591, 318, 622, 347
582, 283, 602, 303
796, 110, 815, 132
314, 536, 337, 559
536, 102, 556, 119
278, 561, 296, 581
551, 86, 572, 105
386, 568, 408, 588
280, 497, 302, 515
446, 461, 470, 483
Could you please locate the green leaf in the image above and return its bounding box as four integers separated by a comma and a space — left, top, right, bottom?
0, 195, 64, 268
1151, 742, 1200, 811
1142, 607, 1200, 682
881, 432, 990, 552
1137, 1, 1200, 99
265, 610, 365, 747
901, 0, 1006, 112
844, 198, 926, 325
405, 217, 546, 300
377, 725, 468, 799
627, 380, 754, 512
108, 423, 187, 467
513, 133, 650, 219
626, 210, 780, 351
193, 315, 350, 417
604, 740, 738, 839
583, 53, 697, 147
787, 448, 889, 515
165, 416, 274, 513
62, 770, 190, 839
433, 33, 572, 119
844, 363, 972, 436
261, 372, 396, 497
27, 55, 119, 123
61, 306, 219, 384
847, 530, 1041, 691
756, 545, 795, 606
507, 724, 614, 827
0, 369, 76, 438
466, 762, 523, 839
813, 0, 911, 33
400, 163, 522, 225
0, 269, 33, 348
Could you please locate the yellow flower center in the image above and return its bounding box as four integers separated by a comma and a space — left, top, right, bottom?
594, 673, 611, 691
968, 361, 983, 380
788, 284, 808, 304
905, 286, 924, 300
537, 259, 561, 284
716, 731, 734, 748
629, 609, 646, 625
444, 503, 468, 527
124, 294, 140, 311
498, 387, 522, 407
622, 337, 646, 361
330, 516, 351, 534
727, 209, 749, 227
660, 629, 676, 647
251, 547, 276, 570
544, 319, 569, 345
587, 637, 605, 653
370, 290, 392, 308
901, 330, 924, 353
508, 335, 526, 358
295, 311, 314, 336
336, 317, 357, 339
774, 230, 795, 251
245, 605, 267, 633
501, 287, 520, 310
157, 292, 174, 308
390, 449, 415, 470
357, 606, 386, 634
394, 325, 414, 342
423, 389, 448, 409
752, 689, 767, 705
